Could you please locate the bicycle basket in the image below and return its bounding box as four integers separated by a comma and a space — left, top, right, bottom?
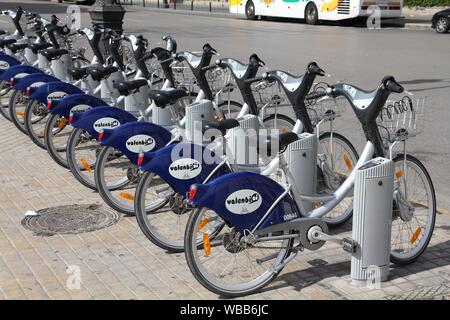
205, 67, 236, 96
250, 79, 289, 110
66, 32, 91, 61
119, 39, 138, 74
145, 57, 164, 90
307, 95, 347, 124
377, 95, 425, 143
170, 60, 197, 92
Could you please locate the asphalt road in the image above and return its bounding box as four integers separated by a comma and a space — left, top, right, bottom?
1, 0, 449, 210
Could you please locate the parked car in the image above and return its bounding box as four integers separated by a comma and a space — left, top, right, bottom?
76, 0, 96, 5
432, 8, 450, 33
62, 0, 96, 5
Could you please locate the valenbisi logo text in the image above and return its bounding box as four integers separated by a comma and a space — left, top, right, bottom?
225, 189, 262, 215
0, 61, 10, 70
93, 117, 120, 133
169, 158, 202, 180
70, 104, 92, 115
283, 212, 297, 221
47, 91, 68, 101
126, 134, 156, 153
14, 72, 29, 79
30, 81, 46, 88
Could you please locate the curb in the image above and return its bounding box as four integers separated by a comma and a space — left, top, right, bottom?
125, 6, 233, 19
404, 22, 431, 29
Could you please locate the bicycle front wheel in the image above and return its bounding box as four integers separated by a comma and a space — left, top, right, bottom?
390, 154, 436, 265
184, 207, 293, 297
318, 132, 359, 227
262, 113, 296, 132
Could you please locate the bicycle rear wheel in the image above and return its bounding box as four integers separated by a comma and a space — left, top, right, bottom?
185, 207, 293, 297
24, 99, 49, 149
135, 171, 190, 252
45, 113, 73, 168
95, 146, 141, 215
66, 128, 101, 190
0, 84, 12, 121
9, 89, 28, 134
390, 154, 436, 265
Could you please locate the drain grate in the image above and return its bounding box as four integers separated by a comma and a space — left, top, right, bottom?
384, 284, 450, 300
22, 204, 120, 236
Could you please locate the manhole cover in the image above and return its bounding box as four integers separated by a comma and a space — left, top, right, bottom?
22, 204, 120, 236
384, 284, 450, 300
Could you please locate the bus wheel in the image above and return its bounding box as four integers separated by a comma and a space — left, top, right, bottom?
305, 3, 319, 25
246, 1, 257, 20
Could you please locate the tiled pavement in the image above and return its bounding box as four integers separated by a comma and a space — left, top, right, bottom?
0, 114, 449, 300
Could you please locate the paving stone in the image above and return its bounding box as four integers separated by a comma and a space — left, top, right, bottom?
0, 111, 449, 300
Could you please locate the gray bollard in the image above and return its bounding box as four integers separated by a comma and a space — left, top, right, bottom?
351, 157, 394, 287
283, 133, 317, 212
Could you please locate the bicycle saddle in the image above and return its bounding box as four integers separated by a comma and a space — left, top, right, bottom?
202, 118, 240, 136
6, 42, 28, 53
41, 48, 69, 60
148, 89, 188, 108
219, 58, 248, 79
45, 24, 70, 36
28, 42, 52, 54
265, 132, 299, 154
143, 47, 172, 61
114, 78, 148, 96
0, 38, 17, 48
68, 66, 88, 80
86, 65, 118, 81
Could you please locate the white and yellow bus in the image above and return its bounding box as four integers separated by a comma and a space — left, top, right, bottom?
229, 0, 403, 24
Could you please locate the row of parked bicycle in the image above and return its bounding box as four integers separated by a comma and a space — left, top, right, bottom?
0, 6, 436, 297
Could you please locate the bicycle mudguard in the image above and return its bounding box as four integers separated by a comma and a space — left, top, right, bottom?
69, 106, 137, 140
99, 121, 172, 165
49, 94, 107, 118
28, 81, 84, 106
0, 65, 43, 85
0, 53, 20, 75
190, 172, 300, 234
13, 73, 59, 94
139, 142, 231, 196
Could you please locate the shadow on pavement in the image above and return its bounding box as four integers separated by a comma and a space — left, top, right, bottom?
238, 16, 412, 29
0, 2, 89, 14
254, 240, 450, 296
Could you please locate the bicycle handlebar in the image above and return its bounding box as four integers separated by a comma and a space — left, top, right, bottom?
383, 77, 404, 93
308, 62, 326, 76
305, 90, 328, 100
201, 64, 218, 72
249, 53, 265, 68
244, 76, 264, 85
